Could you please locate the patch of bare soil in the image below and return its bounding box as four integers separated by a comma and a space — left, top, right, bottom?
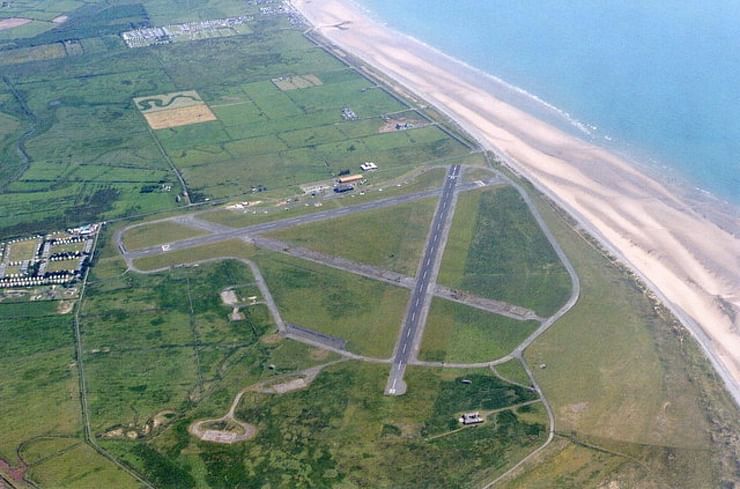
230, 307, 245, 321
0, 18, 31, 31
220, 289, 238, 305
189, 418, 257, 444
56, 301, 74, 314
379, 116, 427, 133
52, 15, 68, 24
261, 333, 282, 345
0, 458, 27, 483
101, 410, 176, 440
143, 104, 217, 129
560, 402, 589, 426
309, 347, 329, 361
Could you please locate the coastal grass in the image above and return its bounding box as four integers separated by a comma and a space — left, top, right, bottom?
419, 298, 539, 363
122, 221, 207, 251
253, 251, 409, 357
269, 197, 438, 276
513, 183, 739, 486
438, 186, 571, 316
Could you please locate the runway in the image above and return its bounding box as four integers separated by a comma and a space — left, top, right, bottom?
385, 164, 460, 395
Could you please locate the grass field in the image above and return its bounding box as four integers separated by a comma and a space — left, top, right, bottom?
132, 239, 256, 272
269, 197, 438, 276
122, 221, 207, 250
0, 299, 142, 488
200, 165, 449, 229
419, 298, 539, 363
45, 258, 79, 272
494, 358, 532, 386
5, 238, 39, 261
438, 187, 572, 316
0, 302, 80, 465
253, 251, 409, 357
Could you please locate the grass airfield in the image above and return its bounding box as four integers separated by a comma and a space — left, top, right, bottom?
0, 0, 737, 488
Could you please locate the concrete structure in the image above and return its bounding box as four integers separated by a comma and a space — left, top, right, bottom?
459, 412, 483, 425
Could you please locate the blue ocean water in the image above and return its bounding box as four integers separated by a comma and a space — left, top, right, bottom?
355, 0, 740, 205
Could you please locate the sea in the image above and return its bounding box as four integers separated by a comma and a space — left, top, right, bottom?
353, 0, 740, 209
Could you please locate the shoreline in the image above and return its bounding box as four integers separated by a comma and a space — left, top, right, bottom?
347, 0, 740, 237
348, 0, 740, 220
290, 0, 740, 405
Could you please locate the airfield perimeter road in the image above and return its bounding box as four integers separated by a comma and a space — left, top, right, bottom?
118, 178, 494, 264
385, 164, 461, 395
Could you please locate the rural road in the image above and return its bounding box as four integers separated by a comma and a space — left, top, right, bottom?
385, 164, 461, 395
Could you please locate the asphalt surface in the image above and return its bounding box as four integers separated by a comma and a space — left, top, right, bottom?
120, 180, 489, 263
385, 165, 461, 395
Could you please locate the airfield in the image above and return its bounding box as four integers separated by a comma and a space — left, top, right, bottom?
0, 0, 737, 488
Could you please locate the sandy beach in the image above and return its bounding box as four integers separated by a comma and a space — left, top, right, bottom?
291, 0, 740, 404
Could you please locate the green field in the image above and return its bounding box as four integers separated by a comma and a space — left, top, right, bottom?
122, 220, 207, 250
270, 197, 438, 276
0, 0, 475, 239
5, 238, 39, 261
419, 298, 539, 363
494, 358, 532, 387
253, 251, 409, 357
438, 186, 572, 316
0, 302, 80, 465
81, 259, 274, 432
132, 239, 256, 272
0, 300, 141, 488
45, 257, 79, 272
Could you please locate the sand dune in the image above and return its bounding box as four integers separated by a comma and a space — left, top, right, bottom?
291, 0, 740, 404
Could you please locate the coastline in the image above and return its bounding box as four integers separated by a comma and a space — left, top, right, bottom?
290, 0, 740, 405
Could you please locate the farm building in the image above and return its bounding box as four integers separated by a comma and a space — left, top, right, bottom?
338, 174, 363, 184
334, 184, 354, 193
360, 162, 378, 171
